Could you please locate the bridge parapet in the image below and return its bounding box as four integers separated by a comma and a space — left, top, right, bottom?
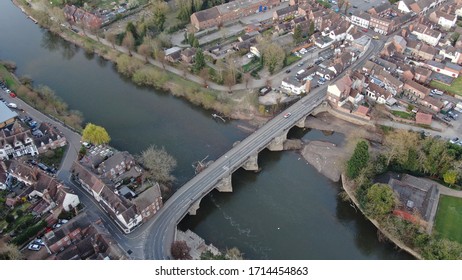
188, 199, 201, 215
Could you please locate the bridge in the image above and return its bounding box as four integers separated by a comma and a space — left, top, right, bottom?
143, 40, 382, 259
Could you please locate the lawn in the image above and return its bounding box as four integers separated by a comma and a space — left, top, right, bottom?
430, 76, 462, 97
242, 58, 263, 73
391, 110, 414, 120
284, 54, 302, 67
435, 195, 462, 244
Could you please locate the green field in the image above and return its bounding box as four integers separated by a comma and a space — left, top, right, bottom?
391, 110, 414, 120
435, 195, 462, 244
430, 76, 462, 97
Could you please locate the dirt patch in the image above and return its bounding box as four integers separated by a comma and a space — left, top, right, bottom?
283, 139, 303, 150
300, 141, 351, 182
307, 112, 383, 143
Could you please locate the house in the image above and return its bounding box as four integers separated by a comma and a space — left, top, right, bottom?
63, 5, 103, 30
425, 60, 462, 78
191, 0, 281, 30
410, 23, 441, 46
406, 39, 437, 60
415, 112, 433, 125
33, 122, 67, 154
366, 82, 392, 104
429, 10, 457, 29
388, 174, 440, 229
414, 66, 432, 83
0, 102, 17, 128
181, 48, 196, 64
419, 95, 444, 112
404, 80, 430, 98
355, 105, 369, 117
97, 151, 140, 182
0, 121, 38, 160
439, 46, 462, 64
280, 76, 309, 95
45, 213, 127, 260
398, 0, 415, 13
329, 21, 352, 42
314, 35, 334, 48
6, 160, 80, 215
72, 160, 162, 233
273, 5, 299, 21
369, 15, 395, 35
409, 0, 437, 15
164, 47, 182, 63
327, 75, 353, 106
368, 3, 392, 15
350, 11, 370, 29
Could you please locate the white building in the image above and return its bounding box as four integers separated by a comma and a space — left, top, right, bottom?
350, 11, 370, 29
0, 122, 39, 160
411, 24, 441, 46
281, 77, 308, 95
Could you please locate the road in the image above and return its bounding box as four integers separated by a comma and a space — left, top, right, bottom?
142, 39, 383, 259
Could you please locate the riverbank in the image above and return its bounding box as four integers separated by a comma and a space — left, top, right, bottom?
11, 0, 262, 121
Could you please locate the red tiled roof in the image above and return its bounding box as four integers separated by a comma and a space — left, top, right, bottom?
415, 112, 432, 125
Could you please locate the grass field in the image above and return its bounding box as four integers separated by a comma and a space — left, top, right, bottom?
435, 195, 462, 244
391, 110, 414, 120
430, 76, 462, 97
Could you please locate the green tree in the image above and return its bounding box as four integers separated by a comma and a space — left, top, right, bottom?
193, 48, 206, 72
443, 170, 458, 187
82, 123, 111, 145
151, 0, 169, 31
293, 24, 303, 44
308, 20, 315, 36
346, 140, 369, 179
261, 43, 285, 74
363, 183, 396, 218
116, 54, 144, 77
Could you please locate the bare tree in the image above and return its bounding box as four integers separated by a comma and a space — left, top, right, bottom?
138, 145, 177, 183
122, 31, 135, 56
243, 72, 251, 89
138, 43, 152, 63
171, 241, 191, 260
199, 68, 210, 87
105, 32, 117, 49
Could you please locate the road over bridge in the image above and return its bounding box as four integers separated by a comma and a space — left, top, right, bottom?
143, 39, 383, 259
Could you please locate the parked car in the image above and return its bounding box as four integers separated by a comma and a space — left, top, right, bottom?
450, 137, 459, 144
373, 35, 380, 40
33, 239, 45, 246
28, 120, 38, 128
285, 69, 291, 73
27, 243, 41, 251
9, 92, 16, 98
7, 103, 17, 109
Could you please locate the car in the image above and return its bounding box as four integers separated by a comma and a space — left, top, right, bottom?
28, 120, 38, 128
373, 35, 380, 40
9, 92, 16, 98
59, 219, 69, 224
82, 141, 92, 148
285, 69, 291, 73
450, 137, 459, 144
52, 223, 62, 229
363, 28, 368, 32
5, 89, 11, 94
353, 5, 358, 8
33, 239, 45, 246
297, 62, 304, 67
7, 103, 17, 109
27, 243, 41, 251
444, 116, 452, 122
283, 113, 292, 118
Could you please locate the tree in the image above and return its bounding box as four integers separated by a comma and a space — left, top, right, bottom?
243, 72, 251, 89
225, 247, 244, 260
261, 43, 285, 74
309, 20, 315, 36
171, 241, 191, 260
82, 123, 111, 145
139, 145, 177, 183
293, 24, 303, 44
383, 130, 420, 166
363, 183, 396, 218
138, 43, 152, 63
176, 0, 193, 22
0, 241, 22, 260
346, 140, 369, 179
151, 0, 169, 31
199, 68, 210, 87
105, 32, 117, 49
443, 170, 458, 187
116, 54, 144, 77
122, 31, 135, 56
193, 48, 206, 72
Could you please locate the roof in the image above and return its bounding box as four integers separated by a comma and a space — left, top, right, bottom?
415, 112, 432, 125
369, 3, 391, 14
164, 47, 182, 56
0, 102, 18, 124
72, 161, 106, 194
133, 184, 162, 211
276, 5, 299, 16
405, 80, 430, 94
356, 105, 369, 116
192, 7, 220, 23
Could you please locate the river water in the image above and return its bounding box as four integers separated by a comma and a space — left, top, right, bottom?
0, 1, 410, 259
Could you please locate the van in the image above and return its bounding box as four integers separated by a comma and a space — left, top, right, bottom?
297, 69, 305, 75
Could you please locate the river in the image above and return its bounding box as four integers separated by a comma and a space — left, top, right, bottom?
0, 1, 410, 259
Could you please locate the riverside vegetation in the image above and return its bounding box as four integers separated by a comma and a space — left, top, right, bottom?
17, 0, 259, 119
345, 130, 462, 259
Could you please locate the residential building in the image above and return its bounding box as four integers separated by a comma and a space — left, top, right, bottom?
429, 10, 457, 29
404, 80, 430, 98
415, 112, 433, 125
280, 76, 309, 95
410, 23, 441, 46
97, 151, 141, 182
368, 3, 392, 15
398, 0, 415, 13
181, 48, 196, 64
33, 122, 67, 154
0, 102, 17, 128
273, 5, 299, 21
439, 46, 462, 64
406, 39, 438, 60
0, 121, 38, 160
419, 95, 444, 112
425, 60, 462, 78
369, 14, 395, 35
327, 75, 353, 106
190, 0, 281, 30
63, 5, 103, 30
414, 66, 432, 83
164, 47, 182, 63
350, 11, 370, 29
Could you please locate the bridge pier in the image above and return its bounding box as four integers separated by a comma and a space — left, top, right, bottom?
242, 153, 259, 171
215, 174, 232, 192
295, 117, 306, 128
267, 131, 288, 151
188, 198, 201, 215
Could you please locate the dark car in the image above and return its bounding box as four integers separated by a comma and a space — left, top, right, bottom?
285, 69, 291, 73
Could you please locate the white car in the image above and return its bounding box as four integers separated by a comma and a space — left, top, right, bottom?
7, 103, 17, 109
5, 89, 11, 93
27, 243, 41, 251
